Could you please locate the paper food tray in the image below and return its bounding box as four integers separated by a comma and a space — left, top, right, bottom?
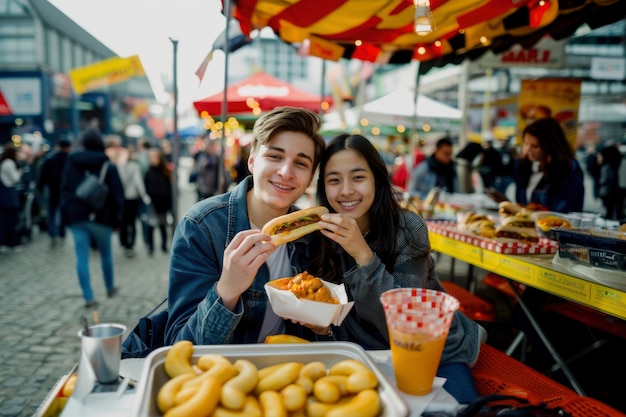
265, 279, 355, 327
131, 341, 409, 417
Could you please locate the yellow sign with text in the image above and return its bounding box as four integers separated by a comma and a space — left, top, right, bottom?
517, 78, 581, 149
69, 55, 145, 95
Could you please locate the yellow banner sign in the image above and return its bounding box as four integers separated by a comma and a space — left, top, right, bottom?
69, 55, 145, 95
517, 78, 582, 149
307, 36, 345, 62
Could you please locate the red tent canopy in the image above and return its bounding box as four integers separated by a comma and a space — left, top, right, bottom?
193, 72, 330, 116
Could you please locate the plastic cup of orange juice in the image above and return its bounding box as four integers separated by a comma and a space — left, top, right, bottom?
380, 288, 459, 396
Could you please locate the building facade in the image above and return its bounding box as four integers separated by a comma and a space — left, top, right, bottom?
0, 0, 156, 145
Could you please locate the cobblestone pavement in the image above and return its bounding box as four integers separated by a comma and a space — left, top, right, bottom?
0, 167, 197, 417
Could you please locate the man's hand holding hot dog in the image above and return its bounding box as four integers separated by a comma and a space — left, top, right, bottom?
318, 213, 374, 267
217, 230, 276, 311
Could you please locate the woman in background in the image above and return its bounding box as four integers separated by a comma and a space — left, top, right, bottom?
514, 117, 584, 213
596, 143, 624, 220
0, 146, 22, 251
144, 148, 173, 256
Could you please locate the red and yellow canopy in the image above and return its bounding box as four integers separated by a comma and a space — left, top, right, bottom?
228, 0, 624, 73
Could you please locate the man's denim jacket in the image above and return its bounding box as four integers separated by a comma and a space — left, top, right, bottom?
164, 177, 307, 345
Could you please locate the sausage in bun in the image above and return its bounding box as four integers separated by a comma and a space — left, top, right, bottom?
262, 206, 329, 246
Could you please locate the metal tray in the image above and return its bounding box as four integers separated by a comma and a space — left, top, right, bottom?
131, 341, 409, 417
33, 363, 77, 417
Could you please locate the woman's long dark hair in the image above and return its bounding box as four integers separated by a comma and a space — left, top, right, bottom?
519, 117, 575, 185
308, 134, 400, 280
0, 146, 18, 163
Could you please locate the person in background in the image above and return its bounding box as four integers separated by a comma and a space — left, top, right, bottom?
0, 146, 23, 252
190, 138, 224, 201
390, 144, 408, 191
160, 139, 174, 171
136, 139, 153, 248
478, 139, 503, 191
233, 145, 251, 184
596, 142, 624, 220
455, 141, 483, 193
37, 139, 72, 247
144, 148, 173, 256
164, 106, 325, 345
306, 134, 485, 403
493, 137, 518, 197
584, 144, 601, 202
410, 137, 457, 199
618, 145, 626, 221
60, 129, 124, 308
106, 135, 151, 257
380, 141, 395, 179
513, 117, 584, 213
136, 139, 152, 177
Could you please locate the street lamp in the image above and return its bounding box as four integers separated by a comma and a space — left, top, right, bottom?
169, 37, 180, 228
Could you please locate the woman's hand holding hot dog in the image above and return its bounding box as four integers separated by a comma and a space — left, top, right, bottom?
319, 213, 374, 267
217, 229, 276, 311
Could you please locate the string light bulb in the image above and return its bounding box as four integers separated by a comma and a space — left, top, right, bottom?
413, 0, 435, 35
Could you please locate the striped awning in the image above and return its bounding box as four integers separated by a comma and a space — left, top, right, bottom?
228, 0, 625, 74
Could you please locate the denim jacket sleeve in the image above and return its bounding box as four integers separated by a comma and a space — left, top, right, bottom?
165, 213, 243, 345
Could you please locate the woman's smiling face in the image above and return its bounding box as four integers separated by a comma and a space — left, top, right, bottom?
522, 132, 543, 162
323, 149, 375, 231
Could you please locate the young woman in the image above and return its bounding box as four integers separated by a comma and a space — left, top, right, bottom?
514, 117, 584, 213
307, 134, 484, 365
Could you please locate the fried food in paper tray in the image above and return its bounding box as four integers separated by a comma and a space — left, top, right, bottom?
265, 272, 354, 328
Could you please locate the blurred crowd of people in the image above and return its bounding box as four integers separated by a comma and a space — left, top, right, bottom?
382, 122, 626, 222
0, 131, 178, 306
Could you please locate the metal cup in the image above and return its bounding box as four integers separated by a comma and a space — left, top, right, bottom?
78, 323, 126, 384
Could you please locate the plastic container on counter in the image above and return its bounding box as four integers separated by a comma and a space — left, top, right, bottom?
555, 227, 626, 271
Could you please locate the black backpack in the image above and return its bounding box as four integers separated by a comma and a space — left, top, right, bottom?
121, 298, 168, 359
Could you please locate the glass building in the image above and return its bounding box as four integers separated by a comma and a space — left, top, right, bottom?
0, 0, 156, 145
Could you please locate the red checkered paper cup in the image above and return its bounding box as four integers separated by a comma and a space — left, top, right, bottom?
380, 288, 460, 396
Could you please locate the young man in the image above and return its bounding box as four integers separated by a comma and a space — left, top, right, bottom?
410, 137, 458, 200
165, 107, 325, 345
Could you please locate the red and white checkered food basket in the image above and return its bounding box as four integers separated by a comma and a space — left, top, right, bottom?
427, 221, 558, 255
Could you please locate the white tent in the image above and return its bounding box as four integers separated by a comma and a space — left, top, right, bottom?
361, 90, 462, 132
320, 107, 360, 134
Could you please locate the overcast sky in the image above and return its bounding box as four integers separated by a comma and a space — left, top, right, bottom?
48, 0, 228, 109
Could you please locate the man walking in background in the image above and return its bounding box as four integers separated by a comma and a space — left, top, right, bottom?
38, 138, 71, 247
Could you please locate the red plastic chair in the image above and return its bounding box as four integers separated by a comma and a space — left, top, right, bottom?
441, 280, 496, 322
472, 344, 625, 417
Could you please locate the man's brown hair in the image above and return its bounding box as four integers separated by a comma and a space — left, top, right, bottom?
250, 106, 325, 171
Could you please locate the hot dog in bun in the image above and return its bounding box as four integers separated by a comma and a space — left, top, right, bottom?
501, 215, 536, 229
262, 206, 329, 246
495, 225, 539, 242
499, 201, 523, 217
